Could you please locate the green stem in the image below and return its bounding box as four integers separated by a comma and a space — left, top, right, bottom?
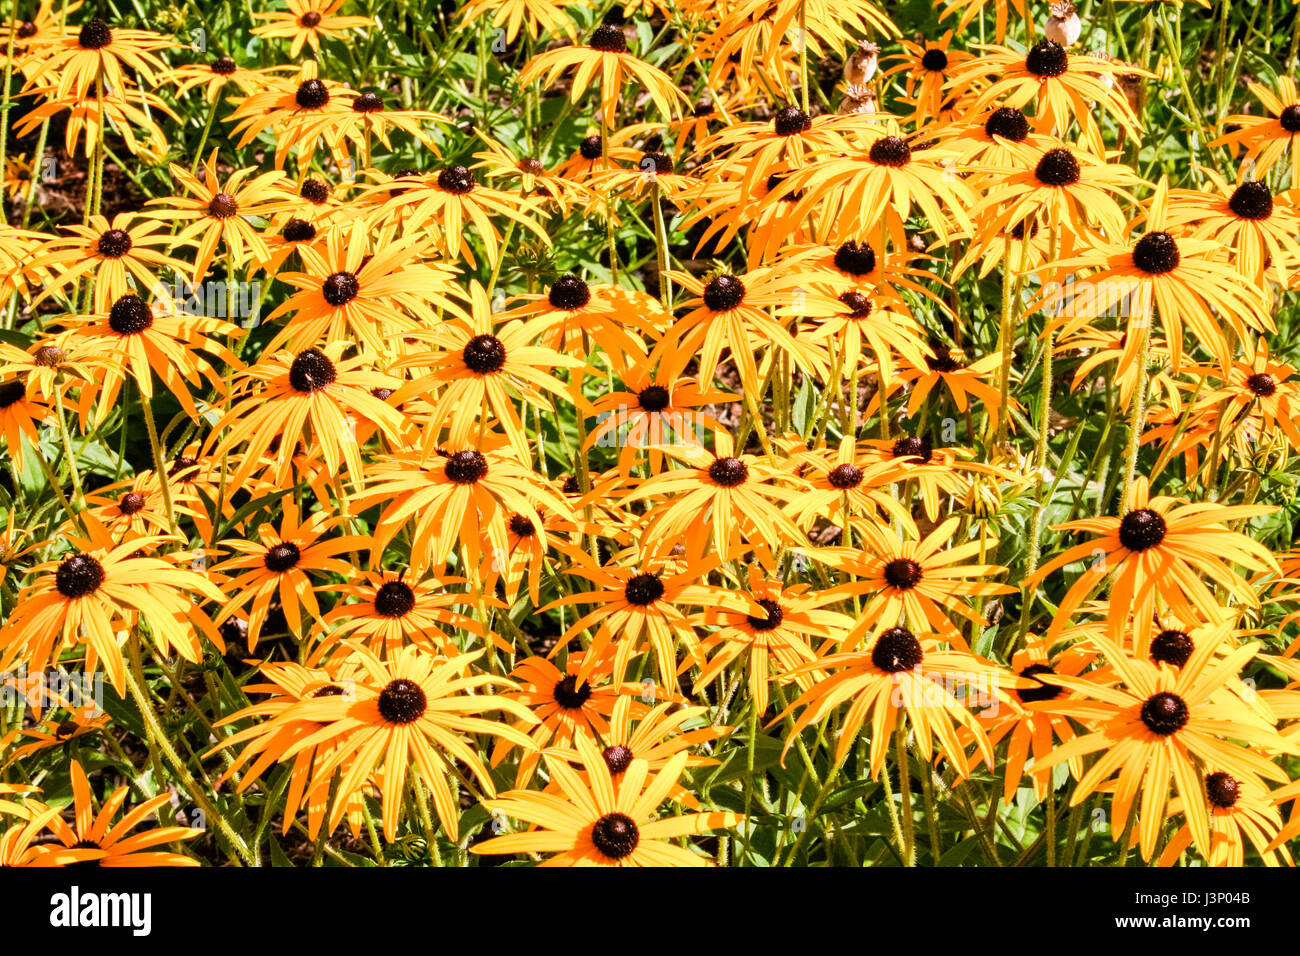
125, 634, 254, 866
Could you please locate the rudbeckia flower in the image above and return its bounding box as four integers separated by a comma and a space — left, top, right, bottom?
960, 638, 1097, 805
272, 645, 539, 841
393, 281, 586, 463
1154, 772, 1291, 867
586, 348, 732, 477
211, 501, 369, 650
946, 40, 1144, 156
362, 163, 550, 266
26, 212, 191, 313
819, 515, 1014, 649
1029, 477, 1278, 651
777, 122, 976, 250
473, 745, 740, 866
307, 570, 486, 662
210, 343, 406, 490
776, 625, 1000, 777
1033, 636, 1294, 862
624, 430, 806, 566
490, 650, 636, 786
457, 0, 576, 43
59, 292, 241, 426
262, 219, 463, 354
691, 565, 849, 714
1210, 77, 1300, 192
148, 150, 291, 285
542, 551, 744, 686
0, 535, 225, 694
36, 759, 203, 865
516, 23, 688, 128
352, 439, 574, 570
1165, 164, 1300, 289
251, 0, 374, 57
22, 15, 171, 100
1045, 179, 1271, 375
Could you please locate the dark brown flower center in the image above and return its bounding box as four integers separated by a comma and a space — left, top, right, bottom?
352, 90, 384, 113
925, 346, 961, 373
442, 450, 488, 484
1034, 148, 1081, 186
207, 191, 238, 219
1246, 372, 1277, 397
96, 229, 132, 258
295, 79, 330, 110
773, 106, 812, 137
1139, 691, 1189, 735
211, 56, 237, 75
746, 597, 784, 631
78, 17, 112, 49
288, 348, 337, 392
624, 572, 665, 606
548, 274, 591, 310
828, 463, 864, 488
579, 135, 603, 160
1131, 232, 1180, 275
872, 626, 924, 673
374, 580, 416, 618
508, 513, 536, 537
590, 812, 639, 859
55, 553, 105, 599
637, 384, 670, 412
437, 164, 475, 194
1117, 507, 1166, 551
0, 381, 25, 408
282, 218, 317, 243
882, 558, 923, 590
552, 674, 593, 709
1008, 216, 1041, 240
377, 678, 427, 724
985, 106, 1029, 141
1205, 772, 1240, 809
520, 157, 546, 175
264, 542, 302, 573
1228, 180, 1274, 220
33, 345, 65, 367
703, 273, 745, 311
1025, 40, 1068, 77
321, 271, 360, 306
118, 492, 146, 515
920, 47, 949, 71
708, 456, 749, 486
17, 21, 37, 39
765, 172, 803, 201
589, 23, 628, 53
892, 435, 933, 463
833, 241, 876, 276
1280, 104, 1300, 133
1016, 663, 1062, 703
108, 295, 153, 335
300, 10, 323, 27
642, 150, 673, 175
839, 290, 873, 318
602, 744, 634, 774
462, 334, 507, 374
1150, 628, 1193, 668
301, 178, 330, 203
868, 135, 911, 168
